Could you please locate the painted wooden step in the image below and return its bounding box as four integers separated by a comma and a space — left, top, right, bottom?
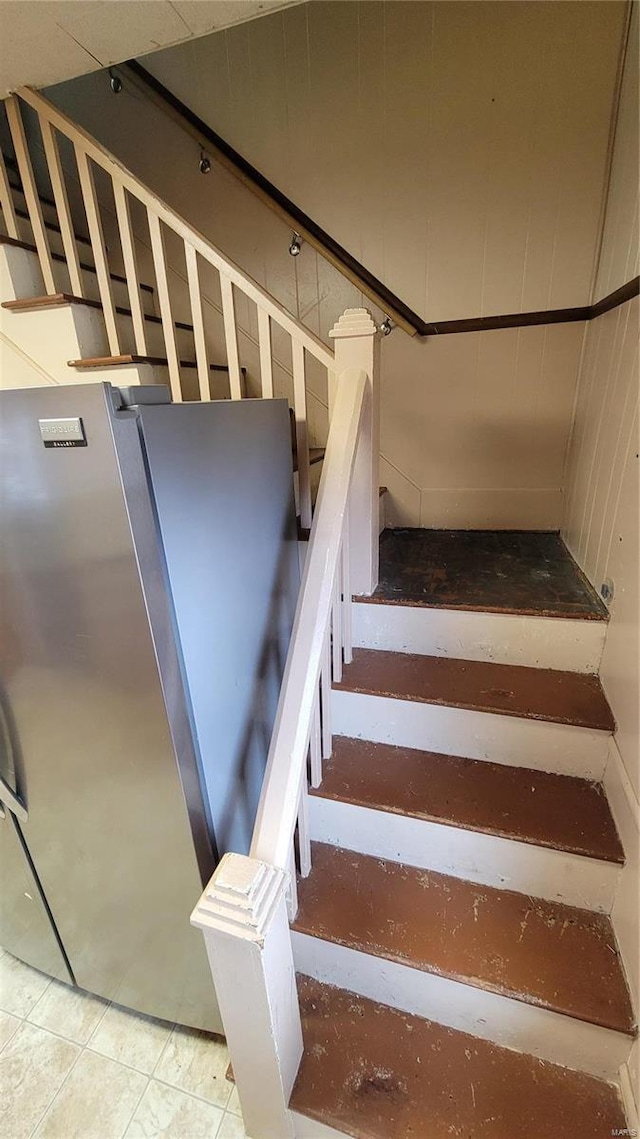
291, 975, 628, 1139
293, 844, 635, 1038
352, 597, 607, 672
313, 737, 624, 863
335, 648, 615, 731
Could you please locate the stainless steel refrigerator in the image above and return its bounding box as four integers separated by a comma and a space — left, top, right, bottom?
0, 382, 299, 1032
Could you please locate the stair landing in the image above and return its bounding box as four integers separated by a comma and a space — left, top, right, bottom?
367, 529, 608, 619
291, 976, 627, 1139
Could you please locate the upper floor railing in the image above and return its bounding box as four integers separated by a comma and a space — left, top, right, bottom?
0, 86, 337, 527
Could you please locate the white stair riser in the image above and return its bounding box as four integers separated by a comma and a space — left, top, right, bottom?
292, 931, 633, 1080
331, 689, 611, 780
1, 243, 45, 300
308, 796, 620, 913
352, 602, 606, 673
1, 256, 109, 384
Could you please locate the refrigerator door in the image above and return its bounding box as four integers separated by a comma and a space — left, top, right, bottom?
0, 809, 73, 984
137, 397, 300, 857
0, 384, 220, 1031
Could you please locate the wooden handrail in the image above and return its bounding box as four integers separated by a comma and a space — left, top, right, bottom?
122, 60, 429, 339
250, 368, 368, 873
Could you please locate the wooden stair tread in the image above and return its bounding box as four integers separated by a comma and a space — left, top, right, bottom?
2, 293, 101, 312
293, 844, 635, 1034
335, 648, 615, 731
0, 233, 154, 293
1, 291, 198, 334
67, 354, 239, 374
291, 976, 627, 1139
312, 737, 624, 863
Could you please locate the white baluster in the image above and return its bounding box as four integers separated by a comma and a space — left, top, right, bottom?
185, 243, 210, 400
309, 691, 322, 788
220, 274, 243, 399
332, 562, 343, 684
287, 844, 299, 921
113, 181, 148, 356
321, 629, 333, 760
297, 782, 312, 878
75, 148, 120, 354
6, 96, 55, 293
292, 339, 312, 529
341, 512, 353, 664
0, 146, 19, 240
147, 208, 182, 401
39, 116, 84, 297
258, 306, 274, 398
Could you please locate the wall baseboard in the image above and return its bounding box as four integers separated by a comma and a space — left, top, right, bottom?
417, 487, 563, 531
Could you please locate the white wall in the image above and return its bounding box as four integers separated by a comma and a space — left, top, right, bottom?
145, 0, 626, 323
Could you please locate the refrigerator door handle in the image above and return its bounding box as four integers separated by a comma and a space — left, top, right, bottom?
0, 773, 28, 822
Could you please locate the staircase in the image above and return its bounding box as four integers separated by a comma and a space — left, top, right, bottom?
1, 87, 637, 1139
275, 529, 634, 1137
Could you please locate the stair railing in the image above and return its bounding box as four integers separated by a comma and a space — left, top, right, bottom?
0, 87, 336, 529
191, 309, 379, 1139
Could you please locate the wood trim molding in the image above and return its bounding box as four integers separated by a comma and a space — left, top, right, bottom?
121, 63, 639, 340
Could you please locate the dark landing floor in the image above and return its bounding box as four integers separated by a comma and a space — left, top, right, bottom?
367, 529, 608, 619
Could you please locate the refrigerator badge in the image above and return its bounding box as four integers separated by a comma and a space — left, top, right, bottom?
38, 417, 87, 448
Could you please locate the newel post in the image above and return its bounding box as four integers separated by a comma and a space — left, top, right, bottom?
329, 308, 380, 595
191, 854, 303, 1139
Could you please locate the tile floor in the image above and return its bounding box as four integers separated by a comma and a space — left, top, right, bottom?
0, 948, 248, 1139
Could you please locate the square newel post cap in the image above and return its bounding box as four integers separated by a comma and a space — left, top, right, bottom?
329, 308, 378, 339
191, 852, 288, 946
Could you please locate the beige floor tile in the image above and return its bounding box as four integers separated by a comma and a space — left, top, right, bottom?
0, 1008, 21, 1051
34, 1049, 148, 1139
28, 979, 109, 1045
154, 1024, 232, 1108
88, 1002, 174, 1075
0, 951, 51, 1017
124, 1079, 225, 1138
217, 1113, 248, 1139
0, 1021, 79, 1139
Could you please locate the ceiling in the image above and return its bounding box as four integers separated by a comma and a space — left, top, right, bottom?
0, 0, 302, 97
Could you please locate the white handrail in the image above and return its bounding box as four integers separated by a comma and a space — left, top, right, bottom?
250, 368, 368, 872
13, 86, 335, 375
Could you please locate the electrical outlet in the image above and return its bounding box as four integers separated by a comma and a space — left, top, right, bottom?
600, 578, 614, 605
